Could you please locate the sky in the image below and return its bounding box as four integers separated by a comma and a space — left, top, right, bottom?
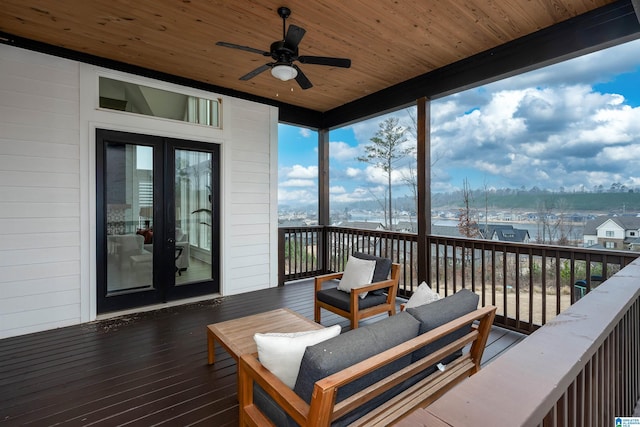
278, 37, 640, 208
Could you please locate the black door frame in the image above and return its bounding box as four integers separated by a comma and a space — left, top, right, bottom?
96, 129, 220, 313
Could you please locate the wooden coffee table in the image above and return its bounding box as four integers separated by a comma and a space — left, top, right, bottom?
206, 308, 324, 364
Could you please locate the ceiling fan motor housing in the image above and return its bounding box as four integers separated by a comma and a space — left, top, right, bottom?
270, 40, 297, 63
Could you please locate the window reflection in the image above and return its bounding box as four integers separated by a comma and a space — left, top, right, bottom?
99, 77, 220, 128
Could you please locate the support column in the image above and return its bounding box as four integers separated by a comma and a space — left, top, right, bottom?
318, 128, 330, 273
417, 97, 431, 285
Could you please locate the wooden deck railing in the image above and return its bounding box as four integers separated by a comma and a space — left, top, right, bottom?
415, 258, 640, 426
279, 225, 639, 333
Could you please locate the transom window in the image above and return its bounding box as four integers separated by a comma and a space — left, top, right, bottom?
99, 77, 220, 128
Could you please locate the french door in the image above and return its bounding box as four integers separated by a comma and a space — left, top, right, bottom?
96, 129, 220, 313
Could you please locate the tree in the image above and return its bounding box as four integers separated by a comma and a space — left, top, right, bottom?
458, 178, 480, 238
357, 117, 412, 229
401, 108, 441, 221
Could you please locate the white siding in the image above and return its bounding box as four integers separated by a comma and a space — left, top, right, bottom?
0, 45, 279, 338
223, 100, 278, 295
0, 45, 81, 338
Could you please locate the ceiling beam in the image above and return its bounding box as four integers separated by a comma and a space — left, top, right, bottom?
321, 0, 640, 129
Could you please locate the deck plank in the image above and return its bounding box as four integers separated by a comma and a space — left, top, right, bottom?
0, 280, 524, 426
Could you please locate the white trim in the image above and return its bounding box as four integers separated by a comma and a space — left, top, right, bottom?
269, 107, 279, 287
95, 293, 223, 321
80, 64, 229, 321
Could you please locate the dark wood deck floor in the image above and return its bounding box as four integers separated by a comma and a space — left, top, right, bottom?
0, 280, 525, 426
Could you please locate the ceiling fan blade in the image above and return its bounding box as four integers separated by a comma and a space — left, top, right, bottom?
293, 64, 313, 90
216, 41, 269, 56
239, 64, 272, 81
284, 24, 306, 50
298, 56, 351, 68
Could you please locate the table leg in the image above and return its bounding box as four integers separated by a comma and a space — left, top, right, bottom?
207, 329, 216, 364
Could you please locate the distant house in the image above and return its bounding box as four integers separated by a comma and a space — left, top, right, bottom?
583, 216, 640, 250
278, 219, 308, 228
395, 221, 417, 233
337, 221, 386, 231
479, 224, 530, 243
430, 225, 465, 238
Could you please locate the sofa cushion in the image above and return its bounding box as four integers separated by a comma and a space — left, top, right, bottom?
316, 288, 387, 313
337, 256, 376, 298
294, 312, 420, 425
353, 252, 392, 295
404, 281, 441, 309
406, 288, 479, 363
254, 324, 341, 388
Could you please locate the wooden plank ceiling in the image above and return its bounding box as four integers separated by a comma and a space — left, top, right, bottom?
0, 0, 630, 122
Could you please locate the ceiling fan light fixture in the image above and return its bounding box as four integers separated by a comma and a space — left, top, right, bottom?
271, 64, 298, 81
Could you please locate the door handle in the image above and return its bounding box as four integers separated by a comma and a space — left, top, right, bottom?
167, 238, 175, 243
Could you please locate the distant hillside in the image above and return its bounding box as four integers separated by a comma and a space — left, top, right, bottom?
431, 191, 640, 213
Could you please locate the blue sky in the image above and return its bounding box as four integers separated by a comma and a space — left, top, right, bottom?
278, 38, 640, 207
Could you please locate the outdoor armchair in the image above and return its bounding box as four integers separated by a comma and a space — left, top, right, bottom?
314, 255, 400, 329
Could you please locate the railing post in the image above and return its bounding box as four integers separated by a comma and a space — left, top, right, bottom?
278, 228, 285, 286
320, 225, 329, 274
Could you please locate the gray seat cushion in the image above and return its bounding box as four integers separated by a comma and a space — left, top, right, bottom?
316, 287, 387, 312
406, 288, 479, 363
253, 383, 297, 427
352, 252, 392, 295
293, 312, 420, 426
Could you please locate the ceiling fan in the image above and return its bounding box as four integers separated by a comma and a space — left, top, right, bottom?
216, 6, 351, 90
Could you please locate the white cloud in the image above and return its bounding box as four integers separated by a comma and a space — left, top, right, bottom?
286, 164, 318, 179
280, 179, 315, 188
345, 167, 361, 178
331, 187, 380, 203
330, 186, 346, 194
299, 128, 312, 138
278, 188, 316, 205
330, 141, 360, 162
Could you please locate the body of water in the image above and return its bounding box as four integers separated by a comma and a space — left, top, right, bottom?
347, 215, 586, 243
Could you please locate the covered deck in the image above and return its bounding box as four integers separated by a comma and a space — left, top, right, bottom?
1, 1, 640, 425
0, 278, 523, 426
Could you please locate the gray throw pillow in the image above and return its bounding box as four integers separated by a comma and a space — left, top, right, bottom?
352, 252, 392, 296
352, 252, 392, 282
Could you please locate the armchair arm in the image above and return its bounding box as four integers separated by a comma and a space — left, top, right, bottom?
351, 278, 395, 296
238, 353, 311, 426
351, 263, 400, 299
314, 272, 344, 292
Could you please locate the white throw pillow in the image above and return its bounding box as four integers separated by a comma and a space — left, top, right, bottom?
337, 256, 376, 298
405, 281, 441, 309
254, 324, 341, 388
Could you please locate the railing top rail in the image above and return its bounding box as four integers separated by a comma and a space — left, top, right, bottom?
427, 232, 637, 256
326, 225, 418, 240
278, 225, 324, 231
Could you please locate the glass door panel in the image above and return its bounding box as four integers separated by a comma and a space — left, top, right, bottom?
175, 149, 213, 285
105, 143, 155, 295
